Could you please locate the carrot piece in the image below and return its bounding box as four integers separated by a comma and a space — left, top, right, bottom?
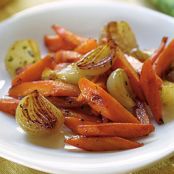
134, 100, 150, 124
52, 25, 84, 49
9, 80, 80, 98
140, 59, 163, 124
112, 48, 144, 100
151, 37, 168, 63
79, 78, 139, 123
12, 56, 55, 86
77, 123, 154, 138
54, 50, 81, 64
47, 96, 84, 108
61, 108, 101, 122
65, 136, 143, 151
44, 35, 64, 52
75, 39, 98, 54
0, 98, 19, 116
154, 39, 174, 77
64, 117, 97, 133
16, 64, 32, 75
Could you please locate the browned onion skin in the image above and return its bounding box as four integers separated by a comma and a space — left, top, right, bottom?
16, 90, 64, 136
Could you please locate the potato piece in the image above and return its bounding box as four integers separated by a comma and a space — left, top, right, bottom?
161, 81, 174, 122
107, 68, 135, 110
5, 40, 40, 77
100, 21, 138, 54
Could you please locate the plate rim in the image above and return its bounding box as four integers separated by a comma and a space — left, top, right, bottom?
0, 1, 174, 174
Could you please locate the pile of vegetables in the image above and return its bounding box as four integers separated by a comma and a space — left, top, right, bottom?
1, 21, 174, 151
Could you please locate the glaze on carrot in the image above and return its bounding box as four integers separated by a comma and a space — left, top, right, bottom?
12, 56, 55, 86
77, 123, 154, 138
0, 98, 19, 116
65, 136, 143, 151
112, 48, 144, 100
140, 59, 163, 124
154, 39, 174, 77
79, 78, 139, 123
9, 80, 80, 98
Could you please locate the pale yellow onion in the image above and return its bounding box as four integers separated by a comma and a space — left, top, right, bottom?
107, 68, 135, 110
55, 64, 87, 85
16, 90, 64, 136
161, 81, 174, 123
76, 44, 113, 76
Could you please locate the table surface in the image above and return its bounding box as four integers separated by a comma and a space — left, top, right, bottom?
1, 0, 174, 174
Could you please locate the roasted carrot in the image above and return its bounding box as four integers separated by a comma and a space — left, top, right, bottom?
140, 59, 163, 124
0, 98, 19, 116
44, 35, 64, 52
61, 108, 101, 122
154, 39, 174, 77
75, 39, 98, 54
65, 136, 143, 151
151, 37, 168, 63
47, 96, 84, 108
16, 64, 32, 75
79, 78, 139, 123
134, 100, 150, 124
9, 80, 80, 98
12, 56, 55, 86
77, 123, 154, 138
64, 117, 97, 133
54, 50, 81, 64
52, 25, 84, 50
112, 48, 144, 100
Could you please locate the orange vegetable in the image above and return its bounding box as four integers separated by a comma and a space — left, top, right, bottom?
112, 48, 144, 100
47, 96, 84, 108
77, 123, 154, 138
134, 100, 150, 124
61, 108, 101, 122
79, 78, 139, 123
9, 80, 80, 98
52, 25, 84, 50
151, 37, 168, 63
12, 56, 55, 86
140, 59, 163, 124
16, 64, 32, 75
154, 39, 174, 77
44, 35, 64, 52
54, 50, 81, 64
64, 117, 97, 133
0, 98, 19, 116
75, 39, 98, 54
65, 136, 143, 151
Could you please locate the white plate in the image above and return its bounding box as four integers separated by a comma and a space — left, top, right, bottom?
0, 1, 174, 174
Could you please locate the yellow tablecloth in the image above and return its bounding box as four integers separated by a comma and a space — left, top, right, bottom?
1, 0, 174, 174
